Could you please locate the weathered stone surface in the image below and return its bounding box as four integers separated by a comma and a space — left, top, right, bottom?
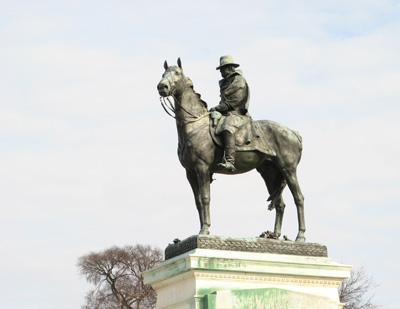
143, 248, 351, 309
165, 235, 327, 260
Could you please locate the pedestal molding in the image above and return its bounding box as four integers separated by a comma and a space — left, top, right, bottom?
143, 246, 352, 308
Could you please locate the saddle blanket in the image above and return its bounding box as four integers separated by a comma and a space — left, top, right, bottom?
210, 115, 276, 156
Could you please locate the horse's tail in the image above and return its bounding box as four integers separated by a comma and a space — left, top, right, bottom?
267, 178, 286, 211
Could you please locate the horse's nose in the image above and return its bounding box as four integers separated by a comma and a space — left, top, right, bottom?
157, 82, 169, 96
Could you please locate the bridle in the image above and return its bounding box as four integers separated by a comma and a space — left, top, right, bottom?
159, 69, 210, 124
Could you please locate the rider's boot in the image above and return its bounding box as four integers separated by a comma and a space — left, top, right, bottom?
218, 131, 236, 171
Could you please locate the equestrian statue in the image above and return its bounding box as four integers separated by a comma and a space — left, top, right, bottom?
157, 56, 306, 242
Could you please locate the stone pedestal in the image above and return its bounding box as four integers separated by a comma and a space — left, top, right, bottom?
143, 236, 351, 309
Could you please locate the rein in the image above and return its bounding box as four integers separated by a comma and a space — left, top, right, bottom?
160, 96, 210, 123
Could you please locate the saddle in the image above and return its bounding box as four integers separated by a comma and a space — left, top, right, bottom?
209, 112, 276, 156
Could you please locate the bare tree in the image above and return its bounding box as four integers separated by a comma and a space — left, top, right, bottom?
339, 266, 379, 309
77, 244, 163, 309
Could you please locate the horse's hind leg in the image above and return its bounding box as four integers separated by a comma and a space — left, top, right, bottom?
257, 162, 286, 239
282, 168, 306, 242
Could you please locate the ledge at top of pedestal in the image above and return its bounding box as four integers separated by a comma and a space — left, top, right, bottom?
165, 235, 328, 260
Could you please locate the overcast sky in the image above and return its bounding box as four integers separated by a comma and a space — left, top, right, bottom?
1, 1, 399, 308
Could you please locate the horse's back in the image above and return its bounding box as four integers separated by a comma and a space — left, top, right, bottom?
254, 120, 303, 164
255, 120, 302, 145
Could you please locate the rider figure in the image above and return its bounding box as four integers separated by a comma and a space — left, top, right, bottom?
210, 55, 251, 172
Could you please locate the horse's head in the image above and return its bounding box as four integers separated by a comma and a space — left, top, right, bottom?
157, 58, 186, 97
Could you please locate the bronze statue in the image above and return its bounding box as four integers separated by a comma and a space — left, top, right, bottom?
157, 57, 306, 242
210, 56, 251, 171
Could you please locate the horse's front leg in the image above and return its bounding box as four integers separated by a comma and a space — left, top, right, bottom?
186, 169, 204, 229
196, 165, 211, 235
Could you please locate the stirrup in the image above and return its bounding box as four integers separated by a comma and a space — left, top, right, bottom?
218, 161, 236, 171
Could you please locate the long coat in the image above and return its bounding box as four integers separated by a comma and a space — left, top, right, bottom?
214, 71, 251, 135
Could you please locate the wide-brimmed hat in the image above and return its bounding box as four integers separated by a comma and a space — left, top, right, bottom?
216, 55, 240, 70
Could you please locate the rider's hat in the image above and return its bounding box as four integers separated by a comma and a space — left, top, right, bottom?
216, 55, 240, 70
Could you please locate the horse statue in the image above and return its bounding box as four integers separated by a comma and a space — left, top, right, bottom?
157, 58, 306, 242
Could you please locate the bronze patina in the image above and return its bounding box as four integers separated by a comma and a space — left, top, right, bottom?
157, 57, 306, 242
210, 56, 251, 172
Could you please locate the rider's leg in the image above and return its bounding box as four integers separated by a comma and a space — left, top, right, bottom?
218, 130, 236, 171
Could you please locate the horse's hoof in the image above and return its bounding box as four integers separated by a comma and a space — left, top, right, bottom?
199, 227, 210, 235
295, 236, 306, 242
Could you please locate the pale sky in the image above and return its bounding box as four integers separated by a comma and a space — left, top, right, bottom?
1, 1, 399, 308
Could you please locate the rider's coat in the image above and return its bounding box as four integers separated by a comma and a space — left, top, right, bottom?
214, 71, 251, 135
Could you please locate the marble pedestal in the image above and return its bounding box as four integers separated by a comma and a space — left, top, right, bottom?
143, 237, 351, 309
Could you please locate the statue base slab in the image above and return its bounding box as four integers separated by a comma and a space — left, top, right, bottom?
165, 234, 328, 260
143, 238, 351, 309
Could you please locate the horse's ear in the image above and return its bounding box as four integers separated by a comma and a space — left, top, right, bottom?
164, 60, 168, 71
177, 57, 182, 69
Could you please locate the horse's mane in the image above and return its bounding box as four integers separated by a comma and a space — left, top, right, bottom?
185, 77, 208, 109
